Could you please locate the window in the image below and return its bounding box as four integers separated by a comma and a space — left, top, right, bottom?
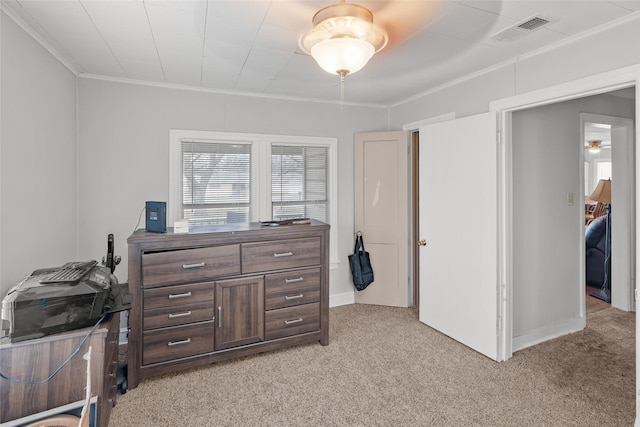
181, 141, 251, 225
596, 160, 612, 182
271, 145, 328, 222
586, 159, 612, 195
170, 130, 338, 264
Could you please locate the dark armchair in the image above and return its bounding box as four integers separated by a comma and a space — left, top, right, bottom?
585, 215, 609, 288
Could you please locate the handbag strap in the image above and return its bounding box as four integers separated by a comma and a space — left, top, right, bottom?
354, 234, 365, 253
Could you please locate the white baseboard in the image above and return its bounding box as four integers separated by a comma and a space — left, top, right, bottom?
512, 316, 586, 352
330, 291, 354, 307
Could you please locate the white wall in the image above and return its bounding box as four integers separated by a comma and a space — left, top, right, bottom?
390, 15, 640, 125
511, 93, 634, 343
76, 78, 389, 301
0, 12, 78, 297
0, 8, 390, 304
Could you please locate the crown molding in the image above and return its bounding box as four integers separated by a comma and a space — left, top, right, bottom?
77, 73, 388, 109
1, 1, 79, 76
391, 10, 640, 109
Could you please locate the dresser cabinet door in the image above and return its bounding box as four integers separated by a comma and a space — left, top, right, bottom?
214, 276, 264, 351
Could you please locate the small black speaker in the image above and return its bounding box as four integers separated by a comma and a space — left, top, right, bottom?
145, 201, 166, 233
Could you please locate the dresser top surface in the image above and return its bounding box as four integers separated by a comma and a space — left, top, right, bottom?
128, 219, 329, 246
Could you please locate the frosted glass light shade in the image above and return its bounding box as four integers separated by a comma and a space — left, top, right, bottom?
310, 38, 375, 76
298, 2, 387, 77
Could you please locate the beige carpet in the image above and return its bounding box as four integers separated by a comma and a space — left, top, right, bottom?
110, 305, 635, 426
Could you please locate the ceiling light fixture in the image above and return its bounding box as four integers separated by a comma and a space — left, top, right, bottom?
299, 0, 388, 84
588, 140, 602, 153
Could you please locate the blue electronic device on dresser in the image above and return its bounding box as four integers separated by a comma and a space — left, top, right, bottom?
145, 201, 166, 233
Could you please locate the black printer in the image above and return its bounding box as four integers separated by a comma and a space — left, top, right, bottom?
1, 261, 113, 342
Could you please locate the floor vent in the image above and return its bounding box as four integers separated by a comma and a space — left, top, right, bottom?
491, 14, 555, 41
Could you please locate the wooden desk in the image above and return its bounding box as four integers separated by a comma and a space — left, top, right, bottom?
0, 314, 119, 427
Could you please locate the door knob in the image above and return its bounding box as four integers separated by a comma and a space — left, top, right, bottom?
418, 239, 427, 246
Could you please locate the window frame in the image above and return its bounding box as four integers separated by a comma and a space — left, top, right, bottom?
270, 143, 330, 222
169, 129, 339, 265
180, 139, 253, 224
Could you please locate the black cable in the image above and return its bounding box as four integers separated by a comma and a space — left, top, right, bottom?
0, 312, 108, 384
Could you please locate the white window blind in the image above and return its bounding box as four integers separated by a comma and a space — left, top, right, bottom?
271, 145, 328, 222
181, 141, 251, 225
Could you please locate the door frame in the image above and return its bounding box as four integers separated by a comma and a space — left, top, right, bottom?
580, 113, 636, 313
403, 113, 457, 312
353, 131, 411, 307
490, 64, 640, 362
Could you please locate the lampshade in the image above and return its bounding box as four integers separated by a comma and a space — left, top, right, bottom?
299, 1, 388, 78
311, 37, 375, 76
589, 179, 612, 204
588, 140, 601, 153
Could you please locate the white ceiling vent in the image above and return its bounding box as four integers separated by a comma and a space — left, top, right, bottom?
491, 15, 555, 41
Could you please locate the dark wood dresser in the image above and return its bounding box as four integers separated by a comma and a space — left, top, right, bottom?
126, 220, 330, 389
0, 313, 119, 426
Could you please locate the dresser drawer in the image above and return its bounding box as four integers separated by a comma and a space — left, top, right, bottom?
142, 245, 240, 288
242, 238, 321, 274
265, 303, 320, 341
265, 268, 320, 310
144, 282, 214, 310
104, 315, 120, 408
144, 302, 215, 330
142, 322, 215, 365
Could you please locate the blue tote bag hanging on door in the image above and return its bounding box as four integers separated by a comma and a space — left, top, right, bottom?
349, 232, 374, 291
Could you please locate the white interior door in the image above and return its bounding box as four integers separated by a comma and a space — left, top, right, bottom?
418, 112, 500, 360
354, 131, 410, 307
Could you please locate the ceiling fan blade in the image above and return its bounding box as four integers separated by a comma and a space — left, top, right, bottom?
585, 145, 611, 150
366, 1, 441, 51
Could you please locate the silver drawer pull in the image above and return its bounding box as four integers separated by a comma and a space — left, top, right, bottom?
284, 318, 304, 326
167, 338, 191, 346
168, 311, 192, 319
285, 277, 304, 284
182, 262, 205, 269
168, 292, 192, 299
217, 307, 222, 328
273, 251, 293, 258
285, 294, 304, 301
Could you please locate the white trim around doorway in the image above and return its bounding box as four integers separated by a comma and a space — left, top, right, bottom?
580, 113, 635, 313
489, 64, 639, 424
489, 63, 639, 360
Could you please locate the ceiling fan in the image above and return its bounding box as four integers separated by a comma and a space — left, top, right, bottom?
585, 140, 611, 153
295, 0, 437, 79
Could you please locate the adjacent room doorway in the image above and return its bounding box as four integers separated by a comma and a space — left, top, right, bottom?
581, 113, 636, 313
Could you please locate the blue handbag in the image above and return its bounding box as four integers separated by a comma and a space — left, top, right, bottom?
348, 233, 374, 291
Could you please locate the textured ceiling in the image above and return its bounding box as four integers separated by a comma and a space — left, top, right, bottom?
3, 0, 640, 106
